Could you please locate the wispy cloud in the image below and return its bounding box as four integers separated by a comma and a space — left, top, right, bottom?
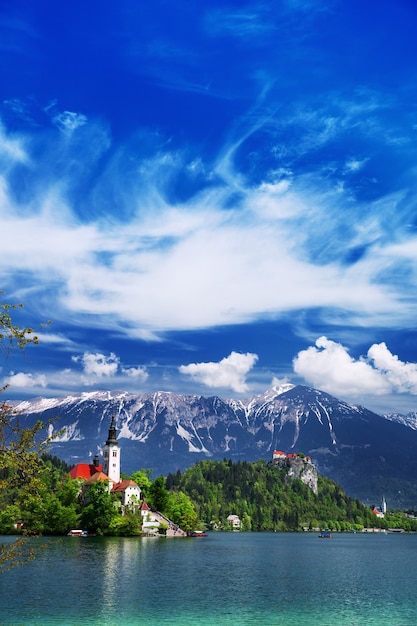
34, 332, 75, 347
205, 7, 276, 39
1, 100, 416, 342
0, 122, 28, 163
344, 157, 369, 173
0, 16, 39, 57
52, 111, 88, 133
1, 0, 416, 413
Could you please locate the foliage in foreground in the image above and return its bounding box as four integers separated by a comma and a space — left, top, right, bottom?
0, 295, 50, 568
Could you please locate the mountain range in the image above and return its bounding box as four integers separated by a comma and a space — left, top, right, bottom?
11, 384, 417, 509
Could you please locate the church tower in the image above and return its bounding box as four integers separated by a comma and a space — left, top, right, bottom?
102, 415, 120, 484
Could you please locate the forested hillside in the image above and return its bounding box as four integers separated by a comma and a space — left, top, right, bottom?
166, 459, 414, 532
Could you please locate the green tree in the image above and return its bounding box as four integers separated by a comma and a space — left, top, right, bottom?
80, 481, 119, 534
55, 476, 82, 509
130, 469, 152, 501
0, 505, 22, 534
165, 491, 198, 531
166, 459, 377, 532
43, 495, 79, 535
148, 475, 170, 513
108, 511, 141, 536
241, 513, 252, 531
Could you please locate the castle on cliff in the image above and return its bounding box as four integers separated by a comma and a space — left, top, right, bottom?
271, 450, 318, 494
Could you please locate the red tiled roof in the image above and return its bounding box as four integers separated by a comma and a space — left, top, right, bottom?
141, 501, 151, 511
84, 471, 111, 485
69, 463, 103, 480
112, 479, 139, 493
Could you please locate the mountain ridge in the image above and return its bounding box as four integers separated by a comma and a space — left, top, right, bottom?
10, 384, 417, 509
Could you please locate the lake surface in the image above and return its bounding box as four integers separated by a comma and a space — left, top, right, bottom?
1, 532, 416, 625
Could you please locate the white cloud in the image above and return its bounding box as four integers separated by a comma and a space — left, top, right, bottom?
73, 352, 120, 378
70, 352, 148, 385
2, 362, 151, 398
122, 366, 149, 381
5, 371, 47, 388
367, 342, 417, 394
293, 336, 417, 398
179, 351, 258, 393
293, 336, 388, 396
270, 376, 294, 394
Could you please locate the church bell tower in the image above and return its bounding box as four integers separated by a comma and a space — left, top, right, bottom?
102, 415, 120, 484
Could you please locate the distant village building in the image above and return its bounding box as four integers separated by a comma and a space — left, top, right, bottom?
372, 496, 387, 518
140, 501, 162, 532
113, 479, 142, 508
272, 450, 312, 463
227, 514, 241, 529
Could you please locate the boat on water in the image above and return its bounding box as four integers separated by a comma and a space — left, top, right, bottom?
187, 530, 208, 537
67, 529, 89, 537
318, 531, 332, 538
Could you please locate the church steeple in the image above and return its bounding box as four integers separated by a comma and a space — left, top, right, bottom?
102, 415, 120, 484
106, 414, 119, 446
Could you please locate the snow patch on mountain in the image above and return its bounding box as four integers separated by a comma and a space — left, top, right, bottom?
384, 412, 417, 430
118, 420, 144, 441
176, 423, 208, 453
48, 420, 84, 442
13, 397, 63, 413
224, 435, 237, 452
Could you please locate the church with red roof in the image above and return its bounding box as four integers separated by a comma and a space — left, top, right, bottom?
68, 416, 186, 535
69, 417, 141, 507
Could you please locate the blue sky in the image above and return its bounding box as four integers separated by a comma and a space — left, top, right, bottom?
1, 0, 417, 413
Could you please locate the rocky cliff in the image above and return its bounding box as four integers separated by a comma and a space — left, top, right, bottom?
271, 455, 318, 494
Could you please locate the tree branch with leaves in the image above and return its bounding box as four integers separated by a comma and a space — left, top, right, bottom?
0, 295, 53, 570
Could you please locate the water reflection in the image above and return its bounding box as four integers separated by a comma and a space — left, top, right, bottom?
1, 533, 417, 625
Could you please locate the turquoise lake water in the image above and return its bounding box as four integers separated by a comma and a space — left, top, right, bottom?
1, 532, 416, 625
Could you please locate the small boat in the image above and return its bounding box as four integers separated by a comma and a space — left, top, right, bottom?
67, 529, 89, 537
187, 530, 208, 537
318, 531, 332, 538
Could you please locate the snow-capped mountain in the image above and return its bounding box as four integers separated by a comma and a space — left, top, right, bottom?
11, 385, 417, 508
384, 411, 417, 430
